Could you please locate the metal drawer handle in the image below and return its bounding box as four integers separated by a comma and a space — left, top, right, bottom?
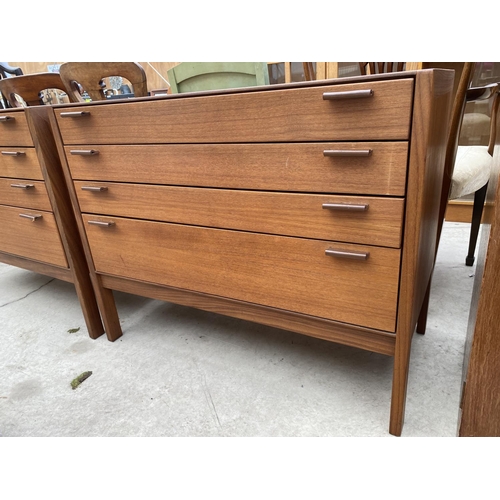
323, 149, 372, 157
59, 111, 91, 118
11, 183, 34, 189
1, 151, 25, 156
19, 213, 42, 222
322, 203, 369, 212
325, 248, 370, 260
323, 89, 374, 100
88, 220, 114, 227
0, 115, 14, 122
70, 149, 99, 156
81, 186, 108, 192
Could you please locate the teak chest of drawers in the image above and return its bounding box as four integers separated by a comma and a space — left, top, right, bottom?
0, 107, 103, 338
48, 70, 454, 435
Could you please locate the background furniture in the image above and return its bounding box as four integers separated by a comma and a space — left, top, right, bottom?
59, 62, 148, 101
167, 62, 270, 93
359, 62, 498, 266
0, 72, 73, 107
0, 85, 104, 339
0, 62, 23, 79
450, 83, 499, 265
459, 97, 500, 436
0, 62, 23, 108
50, 69, 453, 435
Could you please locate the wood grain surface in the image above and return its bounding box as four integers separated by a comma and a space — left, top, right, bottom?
65, 142, 409, 196
76, 183, 404, 248
0, 204, 68, 267
55, 79, 414, 145
84, 215, 401, 331
0, 178, 52, 211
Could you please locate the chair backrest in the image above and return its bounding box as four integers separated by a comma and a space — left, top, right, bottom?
59, 62, 148, 101
167, 62, 270, 94
0, 62, 23, 79
359, 62, 407, 75
0, 72, 73, 107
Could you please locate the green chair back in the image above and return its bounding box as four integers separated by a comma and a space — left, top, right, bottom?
167, 62, 270, 93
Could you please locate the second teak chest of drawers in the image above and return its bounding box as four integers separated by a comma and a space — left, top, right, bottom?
0, 107, 103, 339
48, 69, 454, 435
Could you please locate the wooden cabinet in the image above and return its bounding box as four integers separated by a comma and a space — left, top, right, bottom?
459, 95, 500, 437
0, 107, 103, 339
50, 70, 454, 435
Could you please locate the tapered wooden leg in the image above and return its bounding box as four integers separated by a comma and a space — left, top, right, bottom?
416, 279, 431, 335
466, 183, 488, 266
72, 271, 105, 340
389, 327, 413, 436
90, 273, 123, 342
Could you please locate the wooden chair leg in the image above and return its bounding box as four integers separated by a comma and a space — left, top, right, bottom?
466, 182, 488, 266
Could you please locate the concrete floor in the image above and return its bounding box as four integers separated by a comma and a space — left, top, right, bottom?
0, 222, 477, 437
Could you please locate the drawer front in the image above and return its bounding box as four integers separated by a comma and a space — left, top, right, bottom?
76, 183, 404, 248
0, 205, 68, 268
0, 178, 52, 211
66, 142, 408, 196
83, 215, 400, 331
0, 148, 44, 180
0, 111, 34, 147
56, 79, 414, 144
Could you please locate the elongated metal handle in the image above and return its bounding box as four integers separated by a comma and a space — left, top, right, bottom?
0, 115, 14, 122
88, 220, 114, 227
59, 111, 90, 118
323, 149, 372, 157
1, 150, 25, 156
11, 183, 34, 189
81, 186, 108, 192
19, 213, 42, 222
325, 248, 370, 260
323, 89, 374, 100
322, 203, 369, 212
70, 149, 99, 156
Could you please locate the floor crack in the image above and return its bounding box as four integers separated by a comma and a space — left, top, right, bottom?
0, 278, 55, 308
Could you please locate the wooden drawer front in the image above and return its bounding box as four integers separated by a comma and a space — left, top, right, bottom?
0, 205, 68, 268
56, 79, 413, 144
0, 111, 34, 147
0, 178, 52, 211
83, 215, 400, 331
0, 148, 44, 180
65, 142, 408, 196
76, 183, 404, 248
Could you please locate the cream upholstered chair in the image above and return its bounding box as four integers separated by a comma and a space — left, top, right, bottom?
59, 62, 148, 101
449, 83, 499, 265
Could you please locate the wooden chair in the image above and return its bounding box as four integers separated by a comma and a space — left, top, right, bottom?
0, 62, 23, 79
167, 62, 270, 93
359, 62, 406, 74
59, 62, 148, 101
0, 62, 24, 107
0, 72, 74, 107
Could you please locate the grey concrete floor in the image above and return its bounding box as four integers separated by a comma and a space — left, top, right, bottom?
0, 222, 477, 437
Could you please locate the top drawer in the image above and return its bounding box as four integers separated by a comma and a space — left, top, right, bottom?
54, 79, 414, 145
0, 110, 34, 147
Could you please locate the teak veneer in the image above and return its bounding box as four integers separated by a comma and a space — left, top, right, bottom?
0, 107, 104, 338
44, 70, 454, 435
